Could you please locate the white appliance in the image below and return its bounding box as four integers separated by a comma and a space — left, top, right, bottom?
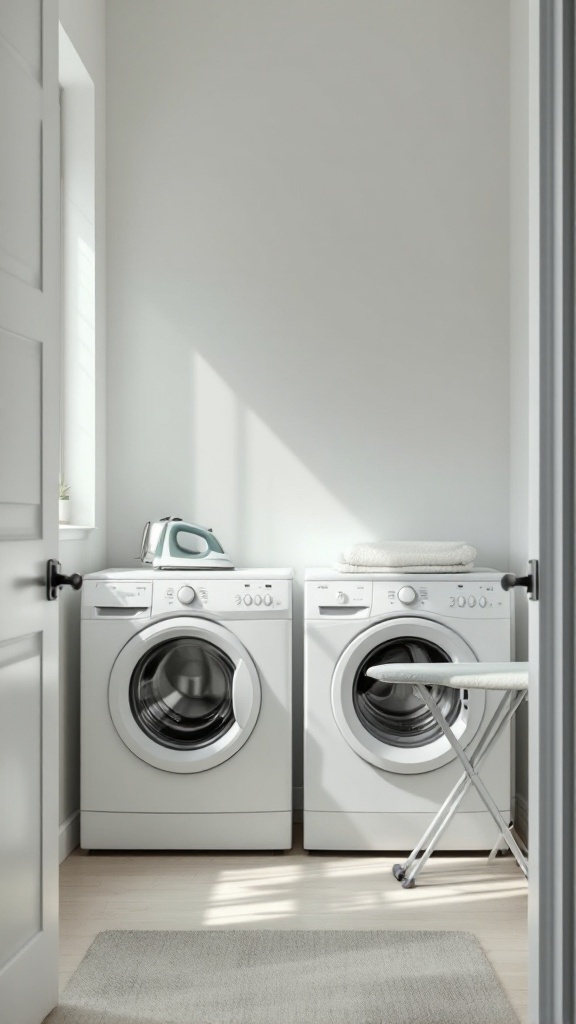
304, 568, 513, 851
81, 568, 292, 850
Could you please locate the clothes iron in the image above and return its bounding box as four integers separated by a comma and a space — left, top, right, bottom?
140, 517, 235, 570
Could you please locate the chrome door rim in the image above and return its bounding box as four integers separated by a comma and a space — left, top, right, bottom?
109, 618, 261, 773
331, 617, 485, 774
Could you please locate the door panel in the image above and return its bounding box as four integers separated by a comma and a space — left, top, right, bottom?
0, 635, 42, 971
0, 0, 60, 1020
0, 332, 42, 539
0, 1, 43, 82
0, 52, 43, 287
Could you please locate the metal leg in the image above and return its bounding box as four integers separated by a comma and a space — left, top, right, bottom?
416, 685, 529, 878
400, 778, 474, 887
487, 835, 507, 863
392, 688, 528, 886
393, 770, 472, 881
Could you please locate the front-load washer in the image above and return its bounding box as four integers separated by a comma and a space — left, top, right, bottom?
81, 568, 292, 850
304, 568, 513, 851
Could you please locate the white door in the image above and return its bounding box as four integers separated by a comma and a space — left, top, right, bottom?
528, 2, 575, 1021
0, 1, 61, 1021
330, 618, 485, 774
108, 618, 261, 772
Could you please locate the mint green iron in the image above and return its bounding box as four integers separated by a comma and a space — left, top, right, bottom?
140, 517, 234, 570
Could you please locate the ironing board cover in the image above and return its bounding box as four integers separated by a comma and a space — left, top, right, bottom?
365, 662, 529, 691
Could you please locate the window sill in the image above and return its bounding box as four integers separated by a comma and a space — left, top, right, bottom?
59, 524, 95, 542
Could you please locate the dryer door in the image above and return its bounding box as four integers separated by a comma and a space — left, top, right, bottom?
109, 618, 261, 773
331, 618, 485, 774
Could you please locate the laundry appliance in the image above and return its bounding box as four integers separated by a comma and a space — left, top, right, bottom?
304, 569, 513, 851
81, 568, 292, 850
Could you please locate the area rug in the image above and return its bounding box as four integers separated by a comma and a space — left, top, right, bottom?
45, 929, 519, 1024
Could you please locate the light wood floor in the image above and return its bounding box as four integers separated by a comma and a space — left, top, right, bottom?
60, 831, 528, 1021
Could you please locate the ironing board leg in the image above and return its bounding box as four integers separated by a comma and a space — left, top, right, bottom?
400, 780, 474, 887
416, 685, 529, 878
487, 835, 508, 863
394, 772, 471, 880
393, 690, 522, 885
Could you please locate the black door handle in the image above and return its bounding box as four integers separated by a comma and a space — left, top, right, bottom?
501, 559, 539, 601
47, 559, 83, 601
501, 573, 532, 590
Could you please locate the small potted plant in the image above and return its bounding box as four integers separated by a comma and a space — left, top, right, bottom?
59, 478, 71, 524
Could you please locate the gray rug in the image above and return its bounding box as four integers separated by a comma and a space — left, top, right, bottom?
46, 930, 519, 1024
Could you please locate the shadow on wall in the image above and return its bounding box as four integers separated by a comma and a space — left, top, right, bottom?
106, 0, 510, 573
109, 330, 509, 573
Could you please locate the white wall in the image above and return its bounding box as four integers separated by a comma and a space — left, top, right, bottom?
58, 0, 106, 860
509, 0, 530, 841
106, 0, 511, 802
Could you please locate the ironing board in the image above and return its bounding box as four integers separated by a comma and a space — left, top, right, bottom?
365, 662, 529, 888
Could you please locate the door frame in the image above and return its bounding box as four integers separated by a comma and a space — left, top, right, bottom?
530, 1, 576, 1020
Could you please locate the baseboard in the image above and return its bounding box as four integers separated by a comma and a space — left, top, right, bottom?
513, 793, 528, 847
59, 809, 80, 863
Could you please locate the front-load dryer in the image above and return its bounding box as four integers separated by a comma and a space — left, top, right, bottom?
304, 569, 513, 851
81, 568, 292, 850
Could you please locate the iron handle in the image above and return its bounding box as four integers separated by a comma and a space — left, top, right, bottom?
47, 559, 83, 601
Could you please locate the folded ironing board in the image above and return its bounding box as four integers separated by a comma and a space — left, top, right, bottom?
365, 662, 529, 888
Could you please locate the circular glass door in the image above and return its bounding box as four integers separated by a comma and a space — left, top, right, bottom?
332, 618, 485, 774
109, 619, 261, 773
129, 638, 236, 750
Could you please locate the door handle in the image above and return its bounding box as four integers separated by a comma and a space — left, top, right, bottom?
47, 559, 83, 601
500, 559, 539, 601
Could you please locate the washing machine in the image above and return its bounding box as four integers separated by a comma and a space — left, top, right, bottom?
81, 568, 292, 850
304, 568, 513, 851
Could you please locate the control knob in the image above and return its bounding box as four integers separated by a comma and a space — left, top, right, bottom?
177, 586, 195, 605
264, 594, 273, 606
398, 586, 417, 605
337, 591, 348, 605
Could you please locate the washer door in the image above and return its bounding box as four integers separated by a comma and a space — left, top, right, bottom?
109, 619, 261, 773
331, 618, 485, 775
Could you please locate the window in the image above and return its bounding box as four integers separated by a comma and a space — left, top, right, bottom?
59, 26, 96, 532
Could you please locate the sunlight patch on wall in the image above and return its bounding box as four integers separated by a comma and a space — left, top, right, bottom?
191, 351, 372, 568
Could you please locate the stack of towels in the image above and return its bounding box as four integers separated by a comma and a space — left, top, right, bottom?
335, 541, 477, 574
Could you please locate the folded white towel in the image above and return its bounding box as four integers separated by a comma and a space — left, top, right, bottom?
338, 541, 477, 570
334, 561, 475, 574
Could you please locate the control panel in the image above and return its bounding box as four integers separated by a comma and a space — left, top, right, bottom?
82, 578, 291, 618
306, 578, 510, 619
151, 578, 291, 616
371, 579, 509, 618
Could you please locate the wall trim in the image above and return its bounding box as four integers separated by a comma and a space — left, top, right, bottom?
59, 809, 80, 863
